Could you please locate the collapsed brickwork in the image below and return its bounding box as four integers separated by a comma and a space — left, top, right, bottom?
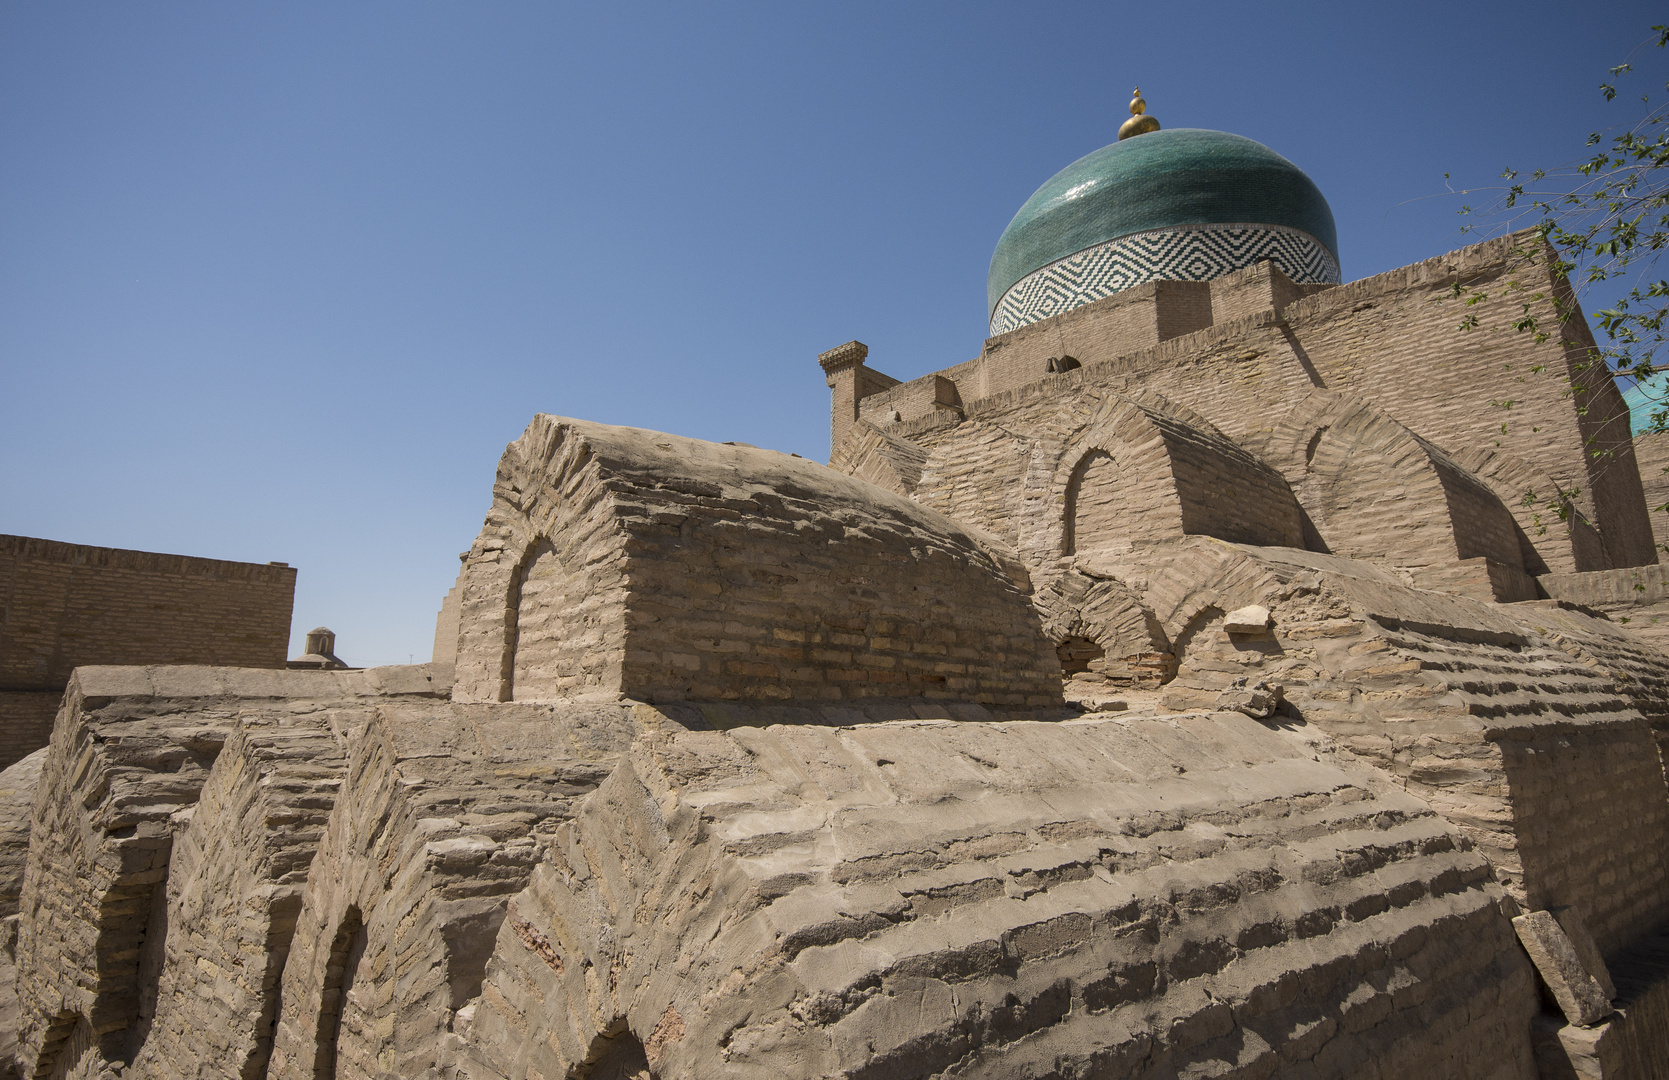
3, 229, 1669, 1080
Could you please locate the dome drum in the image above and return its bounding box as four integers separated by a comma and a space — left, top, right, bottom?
992, 221, 1339, 335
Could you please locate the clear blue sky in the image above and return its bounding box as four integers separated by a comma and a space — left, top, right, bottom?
3, 2, 1663, 666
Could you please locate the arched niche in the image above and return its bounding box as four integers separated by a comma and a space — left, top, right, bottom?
1050, 395, 1306, 561
502, 537, 590, 702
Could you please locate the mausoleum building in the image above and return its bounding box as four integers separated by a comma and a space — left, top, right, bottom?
6, 97, 1669, 1080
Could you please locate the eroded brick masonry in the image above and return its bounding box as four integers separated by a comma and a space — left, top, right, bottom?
6, 183, 1669, 1079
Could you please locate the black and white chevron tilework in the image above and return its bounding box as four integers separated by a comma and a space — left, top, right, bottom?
990, 224, 1341, 336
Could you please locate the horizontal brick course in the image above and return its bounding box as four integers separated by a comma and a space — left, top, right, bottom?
0, 534, 294, 692
452, 417, 1063, 711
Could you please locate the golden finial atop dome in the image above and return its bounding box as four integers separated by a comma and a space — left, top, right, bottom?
1118, 86, 1161, 141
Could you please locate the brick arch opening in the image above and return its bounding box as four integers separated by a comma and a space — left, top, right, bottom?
1043, 396, 1306, 565
1054, 635, 1106, 676
575, 1028, 655, 1080
495, 533, 601, 703
503, 537, 591, 702
1064, 449, 1144, 555
1169, 605, 1227, 686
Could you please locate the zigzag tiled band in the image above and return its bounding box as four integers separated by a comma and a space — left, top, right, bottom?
990, 223, 1341, 336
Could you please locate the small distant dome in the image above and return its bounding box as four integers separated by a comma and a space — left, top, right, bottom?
288, 626, 348, 670
989, 128, 1340, 335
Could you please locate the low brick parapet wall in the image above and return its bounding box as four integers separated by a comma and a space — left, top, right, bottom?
1540, 564, 1669, 608
0, 534, 296, 691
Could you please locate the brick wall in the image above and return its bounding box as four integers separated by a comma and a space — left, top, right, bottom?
1283, 234, 1654, 569
0, 694, 59, 772
0, 534, 295, 691
826, 233, 1659, 576
1636, 430, 1669, 555
1498, 719, 1669, 956
973, 279, 1214, 401
1209, 258, 1329, 323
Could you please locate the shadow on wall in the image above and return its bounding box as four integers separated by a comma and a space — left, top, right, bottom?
311, 907, 368, 1080
574, 1031, 654, 1080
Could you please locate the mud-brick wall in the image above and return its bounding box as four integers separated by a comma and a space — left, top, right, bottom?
1636, 430, 1669, 555
615, 479, 1060, 707
0, 694, 59, 771
975, 280, 1213, 400
1282, 233, 1655, 569
0, 534, 296, 691
1498, 719, 1669, 958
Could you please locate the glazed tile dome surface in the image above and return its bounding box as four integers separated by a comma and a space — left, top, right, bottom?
988, 128, 1340, 331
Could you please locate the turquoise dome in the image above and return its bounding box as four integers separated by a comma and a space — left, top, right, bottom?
988, 129, 1339, 316
1624, 376, 1666, 434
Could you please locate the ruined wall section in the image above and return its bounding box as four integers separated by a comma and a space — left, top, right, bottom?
9, 664, 450, 1080
830, 235, 1652, 579
901, 390, 1304, 572
904, 420, 1034, 547
826, 419, 928, 498
1264, 396, 1533, 599
1084, 398, 1303, 551
973, 313, 1325, 453
265, 701, 641, 1080
0, 749, 44, 1078
1017, 324, 1591, 584
16, 677, 230, 1078
1447, 442, 1606, 575
125, 714, 348, 1080
0, 750, 44, 922
1512, 600, 1669, 724
1032, 571, 1174, 690
455, 416, 1062, 711
1108, 542, 1669, 960
862, 380, 1563, 610
465, 716, 1537, 1080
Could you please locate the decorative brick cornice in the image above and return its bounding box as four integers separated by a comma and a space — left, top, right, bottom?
817, 340, 868, 374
